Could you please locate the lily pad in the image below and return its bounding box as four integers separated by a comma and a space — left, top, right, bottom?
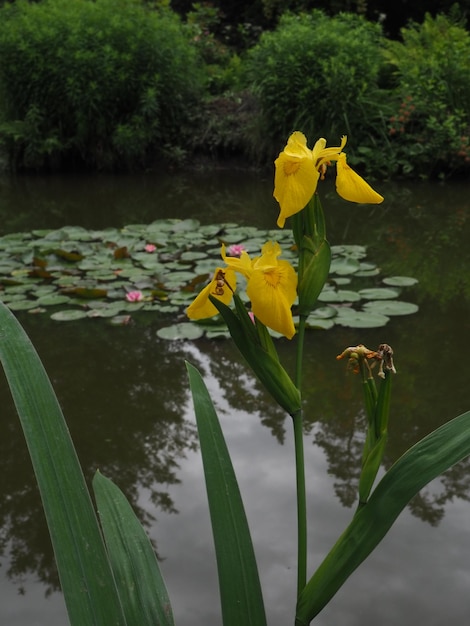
87, 306, 125, 318
358, 287, 400, 300
180, 251, 208, 262
331, 244, 367, 259
109, 315, 133, 326
305, 317, 336, 330
335, 308, 390, 328
50, 309, 89, 321
205, 326, 231, 339
36, 294, 72, 306
170, 218, 201, 233
363, 300, 419, 316
355, 268, 381, 277
1, 293, 30, 303
7, 300, 39, 311
330, 258, 361, 275
309, 305, 337, 319
382, 276, 419, 287
318, 289, 362, 303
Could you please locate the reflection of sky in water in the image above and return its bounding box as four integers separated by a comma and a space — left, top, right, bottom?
149, 342, 470, 626
0, 568, 65, 626
0, 173, 469, 624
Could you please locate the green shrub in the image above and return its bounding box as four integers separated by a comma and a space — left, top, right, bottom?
184, 2, 243, 94
244, 10, 391, 161
0, 0, 205, 171
384, 13, 470, 178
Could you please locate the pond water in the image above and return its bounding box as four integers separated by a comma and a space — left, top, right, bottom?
0, 170, 469, 626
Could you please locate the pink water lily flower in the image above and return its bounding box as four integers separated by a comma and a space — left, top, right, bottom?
145, 243, 157, 253
227, 243, 246, 257
126, 290, 143, 302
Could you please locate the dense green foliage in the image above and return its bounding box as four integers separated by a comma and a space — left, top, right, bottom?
244, 10, 470, 178
171, 0, 470, 44
382, 13, 470, 177
244, 11, 390, 160
0, 1, 469, 178
0, 0, 204, 170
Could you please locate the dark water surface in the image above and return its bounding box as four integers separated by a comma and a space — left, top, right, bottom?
0, 171, 469, 625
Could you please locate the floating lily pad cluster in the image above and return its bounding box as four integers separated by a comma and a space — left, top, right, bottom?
0, 218, 418, 336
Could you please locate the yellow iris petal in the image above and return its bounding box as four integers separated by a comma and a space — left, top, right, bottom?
186, 267, 236, 320
313, 135, 347, 167
221, 244, 253, 278
247, 242, 298, 339
283, 131, 313, 159
335, 153, 384, 204
247, 262, 297, 339
254, 240, 282, 267
274, 133, 319, 228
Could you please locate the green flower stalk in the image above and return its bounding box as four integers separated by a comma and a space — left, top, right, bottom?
292, 194, 331, 318
290, 195, 332, 595
336, 344, 397, 506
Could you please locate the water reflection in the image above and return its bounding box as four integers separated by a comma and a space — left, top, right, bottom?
284, 299, 469, 526
0, 318, 200, 592
326, 179, 470, 304
0, 172, 469, 625
0, 169, 275, 234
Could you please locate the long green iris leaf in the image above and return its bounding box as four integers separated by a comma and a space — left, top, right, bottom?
0, 301, 126, 626
296, 409, 470, 625
93, 472, 175, 626
186, 362, 267, 626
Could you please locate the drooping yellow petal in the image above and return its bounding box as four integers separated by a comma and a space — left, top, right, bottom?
186, 267, 236, 320
335, 153, 384, 204
274, 133, 319, 228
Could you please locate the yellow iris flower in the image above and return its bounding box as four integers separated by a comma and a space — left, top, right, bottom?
186, 267, 236, 320
274, 131, 384, 228
186, 243, 298, 339
223, 241, 298, 339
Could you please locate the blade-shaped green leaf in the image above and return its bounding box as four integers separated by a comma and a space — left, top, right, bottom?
0, 300, 126, 626
210, 296, 301, 416
92, 472, 175, 626
186, 362, 267, 626
296, 409, 470, 625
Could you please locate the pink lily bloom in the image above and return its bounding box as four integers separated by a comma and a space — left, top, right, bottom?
227, 243, 246, 257
126, 290, 143, 302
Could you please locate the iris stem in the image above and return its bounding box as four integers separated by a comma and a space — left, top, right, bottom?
293, 314, 308, 597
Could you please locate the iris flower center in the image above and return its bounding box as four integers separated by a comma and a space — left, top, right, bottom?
284, 160, 301, 176
263, 269, 281, 287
